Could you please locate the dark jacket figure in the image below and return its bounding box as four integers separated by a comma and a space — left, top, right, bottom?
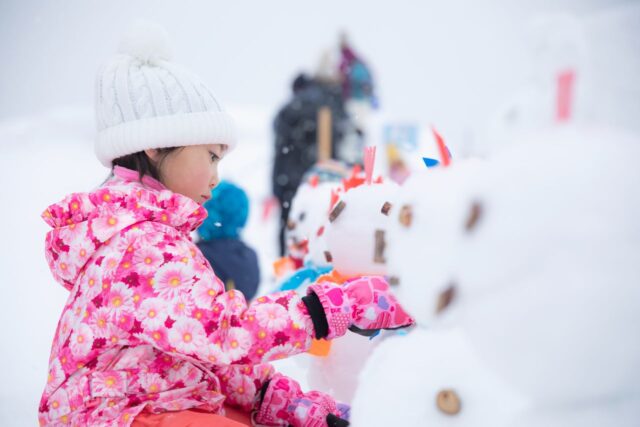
272, 73, 349, 255
197, 181, 260, 300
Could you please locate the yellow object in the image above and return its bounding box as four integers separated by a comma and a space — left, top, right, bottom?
386, 143, 402, 163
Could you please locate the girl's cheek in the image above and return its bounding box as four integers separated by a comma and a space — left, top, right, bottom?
200, 166, 214, 187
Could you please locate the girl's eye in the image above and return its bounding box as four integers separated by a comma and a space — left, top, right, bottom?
210, 152, 220, 162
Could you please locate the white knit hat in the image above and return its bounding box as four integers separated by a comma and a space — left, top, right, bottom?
94, 22, 237, 167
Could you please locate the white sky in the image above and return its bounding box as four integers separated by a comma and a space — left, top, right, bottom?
0, 0, 633, 146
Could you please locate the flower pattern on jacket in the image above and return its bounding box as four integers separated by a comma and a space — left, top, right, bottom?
39, 167, 315, 426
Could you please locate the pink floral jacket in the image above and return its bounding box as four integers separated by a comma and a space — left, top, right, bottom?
39, 167, 316, 426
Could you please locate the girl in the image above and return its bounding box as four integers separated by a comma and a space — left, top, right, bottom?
39, 23, 413, 427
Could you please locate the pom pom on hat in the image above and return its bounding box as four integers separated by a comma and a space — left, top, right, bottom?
118, 20, 172, 63
198, 181, 249, 240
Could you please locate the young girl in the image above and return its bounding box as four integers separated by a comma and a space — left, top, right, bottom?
39, 23, 413, 427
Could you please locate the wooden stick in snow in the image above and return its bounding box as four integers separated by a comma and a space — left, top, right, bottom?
317, 106, 332, 162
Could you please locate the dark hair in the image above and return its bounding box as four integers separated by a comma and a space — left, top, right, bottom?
111, 148, 179, 182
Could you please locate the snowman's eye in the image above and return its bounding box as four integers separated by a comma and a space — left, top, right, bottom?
298, 212, 306, 222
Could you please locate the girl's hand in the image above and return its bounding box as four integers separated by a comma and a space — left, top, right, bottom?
303, 276, 415, 340
254, 373, 350, 427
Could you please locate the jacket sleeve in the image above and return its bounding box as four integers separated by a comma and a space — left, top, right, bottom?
214, 363, 275, 412
114, 228, 318, 366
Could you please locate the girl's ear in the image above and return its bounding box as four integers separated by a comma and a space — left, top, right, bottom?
144, 148, 159, 162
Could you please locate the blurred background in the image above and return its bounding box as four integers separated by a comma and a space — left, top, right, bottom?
3, 0, 638, 144
0, 0, 638, 425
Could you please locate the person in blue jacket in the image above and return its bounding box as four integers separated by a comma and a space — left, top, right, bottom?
197, 180, 260, 301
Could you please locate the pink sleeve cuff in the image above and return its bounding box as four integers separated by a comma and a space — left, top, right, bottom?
307, 283, 351, 340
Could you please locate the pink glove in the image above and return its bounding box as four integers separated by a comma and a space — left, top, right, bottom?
254, 373, 350, 427
304, 276, 415, 340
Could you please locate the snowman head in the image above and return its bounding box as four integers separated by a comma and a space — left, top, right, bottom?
286, 161, 350, 261
384, 159, 485, 327
286, 180, 336, 259
323, 179, 400, 277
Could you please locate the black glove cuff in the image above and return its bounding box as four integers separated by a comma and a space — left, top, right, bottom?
302, 292, 329, 339
327, 413, 350, 426
258, 379, 270, 404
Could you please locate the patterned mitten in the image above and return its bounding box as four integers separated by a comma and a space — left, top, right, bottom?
254, 373, 350, 426
303, 276, 414, 339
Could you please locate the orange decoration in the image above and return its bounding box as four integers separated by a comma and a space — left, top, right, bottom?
308, 338, 332, 357
316, 269, 353, 285
272, 257, 296, 279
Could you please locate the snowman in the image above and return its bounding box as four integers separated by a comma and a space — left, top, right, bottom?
452, 128, 640, 424
303, 132, 456, 403
351, 327, 528, 426
305, 175, 402, 403
285, 179, 336, 267
351, 125, 640, 426
275, 161, 349, 291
